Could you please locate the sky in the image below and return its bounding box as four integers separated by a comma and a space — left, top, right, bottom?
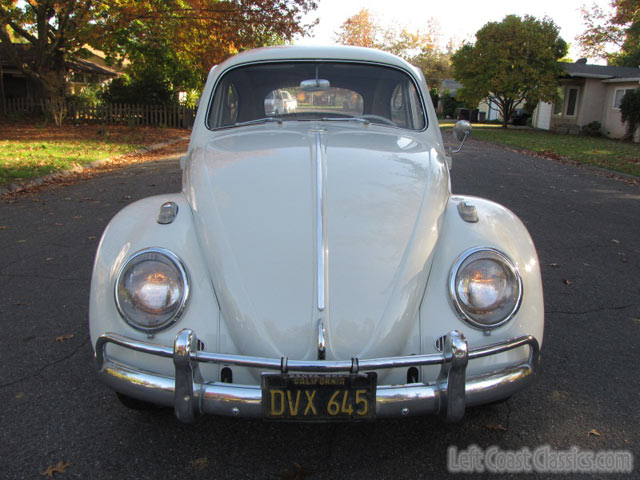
295, 0, 611, 62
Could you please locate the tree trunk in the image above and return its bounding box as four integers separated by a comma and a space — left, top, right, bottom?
0, 64, 6, 116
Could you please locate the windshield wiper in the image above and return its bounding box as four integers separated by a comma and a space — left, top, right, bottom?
321, 116, 370, 125
234, 117, 283, 127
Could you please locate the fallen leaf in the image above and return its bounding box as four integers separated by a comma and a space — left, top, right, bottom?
55, 334, 74, 343
45, 257, 54, 261
0, 225, 7, 230
551, 390, 570, 402
87, 236, 96, 240
73, 215, 83, 220
549, 263, 559, 268
280, 463, 313, 479
611, 239, 620, 244
563, 279, 573, 286
14, 302, 25, 306
588, 429, 601, 437
485, 424, 507, 432
189, 457, 208, 471
41, 461, 71, 478
17, 239, 27, 243
15, 392, 24, 400
55, 223, 64, 226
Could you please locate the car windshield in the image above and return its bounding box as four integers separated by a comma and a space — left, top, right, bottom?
207, 62, 426, 130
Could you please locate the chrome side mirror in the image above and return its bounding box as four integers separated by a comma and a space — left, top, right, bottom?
446, 120, 472, 169
452, 120, 472, 148
449, 120, 471, 154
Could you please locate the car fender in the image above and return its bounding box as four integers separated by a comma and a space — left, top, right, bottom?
89, 193, 220, 379
420, 195, 544, 378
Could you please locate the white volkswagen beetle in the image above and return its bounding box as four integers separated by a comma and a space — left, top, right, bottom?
90, 46, 543, 423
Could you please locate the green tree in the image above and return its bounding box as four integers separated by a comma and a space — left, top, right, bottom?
452, 15, 567, 128
578, 0, 640, 66
619, 88, 640, 139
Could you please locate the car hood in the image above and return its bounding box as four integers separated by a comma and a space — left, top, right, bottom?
185, 124, 449, 361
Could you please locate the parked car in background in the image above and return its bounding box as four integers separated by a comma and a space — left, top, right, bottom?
90, 45, 543, 423
264, 88, 297, 115
510, 108, 530, 126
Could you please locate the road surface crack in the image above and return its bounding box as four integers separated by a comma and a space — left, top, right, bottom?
0, 272, 86, 282
547, 304, 637, 315
0, 336, 90, 390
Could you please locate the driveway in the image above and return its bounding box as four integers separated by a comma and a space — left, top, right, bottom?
1, 137, 638, 479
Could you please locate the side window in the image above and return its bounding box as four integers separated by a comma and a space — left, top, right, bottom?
210, 81, 238, 127
390, 81, 425, 130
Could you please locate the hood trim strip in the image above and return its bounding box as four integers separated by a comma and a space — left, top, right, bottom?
316, 132, 327, 312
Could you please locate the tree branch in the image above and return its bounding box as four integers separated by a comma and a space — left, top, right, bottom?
0, 6, 39, 44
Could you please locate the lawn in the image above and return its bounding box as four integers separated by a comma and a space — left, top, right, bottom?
441, 123, 640, 177
0, 121, 187, 187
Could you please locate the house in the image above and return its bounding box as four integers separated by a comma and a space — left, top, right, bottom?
532, 59, 640, 139
437, 78, 521, 122
0, 44, 119, 101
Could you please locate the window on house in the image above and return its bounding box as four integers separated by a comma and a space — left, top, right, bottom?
565, 87, 579, 117
613, 88, 636, 109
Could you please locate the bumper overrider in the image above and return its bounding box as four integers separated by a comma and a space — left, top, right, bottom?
95, 329, 539, 423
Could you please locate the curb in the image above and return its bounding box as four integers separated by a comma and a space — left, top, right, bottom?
0, 136, 189, 196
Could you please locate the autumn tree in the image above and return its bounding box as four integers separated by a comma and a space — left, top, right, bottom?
578, 0, 640, 66
97, 0, 318, 94
334, 8, 379, 48
0, 0, 100, 111
335, 9, 452, 87
452, 15, 567, 128
1, 0, 318, 111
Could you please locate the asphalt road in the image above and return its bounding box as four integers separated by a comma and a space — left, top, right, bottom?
1, 136, 638, 479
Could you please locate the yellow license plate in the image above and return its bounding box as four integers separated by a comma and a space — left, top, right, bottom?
262, 373, 376, 421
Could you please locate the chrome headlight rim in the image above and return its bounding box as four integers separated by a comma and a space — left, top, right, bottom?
449, 246, 523, 330
114, 247, 190, 333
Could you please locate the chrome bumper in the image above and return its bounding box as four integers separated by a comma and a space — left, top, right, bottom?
95, 329, 539, 423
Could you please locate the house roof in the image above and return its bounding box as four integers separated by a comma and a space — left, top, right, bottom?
439, 78, 463, 95
0, 43, 118, 77
560, 61, 640, 80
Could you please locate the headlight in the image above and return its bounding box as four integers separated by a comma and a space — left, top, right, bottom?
115, 248, 189, 332
449, 247, 522, 329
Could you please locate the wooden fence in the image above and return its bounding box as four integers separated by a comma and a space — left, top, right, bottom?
2, 98, 195, 129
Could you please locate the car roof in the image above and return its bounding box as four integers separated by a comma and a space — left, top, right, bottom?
214, 45, 416, 73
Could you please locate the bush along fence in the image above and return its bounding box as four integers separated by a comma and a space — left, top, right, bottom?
2, 98, 196, 129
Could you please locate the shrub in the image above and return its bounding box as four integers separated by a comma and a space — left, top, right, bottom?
67, 84, 104, 107
101, 73, 177, 105
581, 121, 602, 137
619, 88, 640, 140
440, 91, 461, 118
